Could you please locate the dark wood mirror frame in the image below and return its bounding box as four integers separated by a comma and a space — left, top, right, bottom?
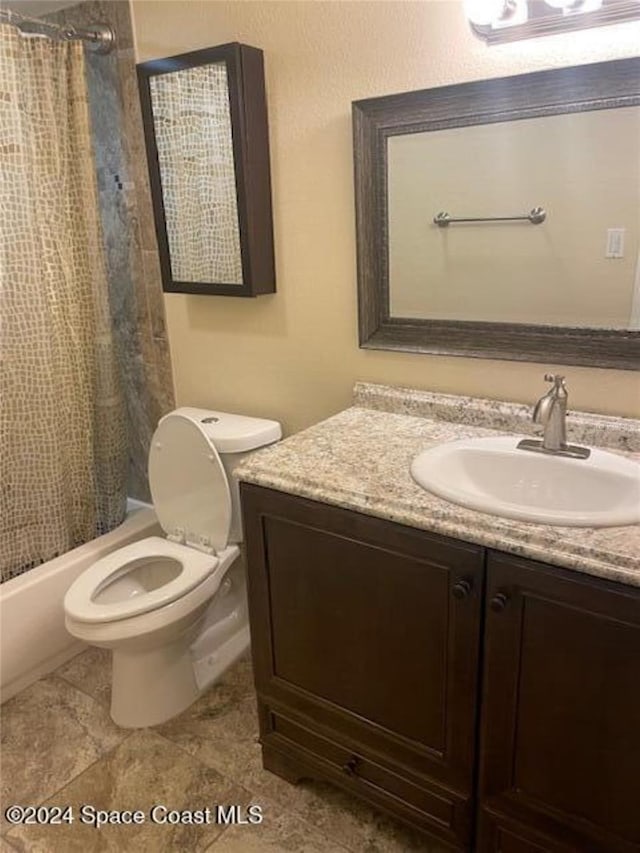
353, 58, 640, 370
138, 43, 275, 297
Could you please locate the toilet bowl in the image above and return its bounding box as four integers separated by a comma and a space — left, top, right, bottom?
64, 408, 280, 728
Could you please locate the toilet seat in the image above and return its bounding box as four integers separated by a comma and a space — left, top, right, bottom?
64, 537, 219, 624
65, 413, 237, 626
149, 413, 232, 553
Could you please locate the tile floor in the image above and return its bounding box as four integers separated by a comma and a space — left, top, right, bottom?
1, 649, 445, 852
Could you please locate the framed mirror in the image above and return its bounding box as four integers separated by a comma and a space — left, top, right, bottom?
353, 58, 640, 369
138, 43, 275, 296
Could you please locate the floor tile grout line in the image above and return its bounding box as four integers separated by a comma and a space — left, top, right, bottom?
201, 793, 355, 853
144, 692, 258, 747
53, 671, 110, 710
146, 729, 257, 797
5, 731, 137, 819
138, 728, 323, 841
142, 717, 366, 850
204, 822, 234, 851
194, 758, 371, 853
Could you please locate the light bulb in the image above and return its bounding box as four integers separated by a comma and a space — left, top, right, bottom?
544, 0, 602, 13
464, 0, 512, 26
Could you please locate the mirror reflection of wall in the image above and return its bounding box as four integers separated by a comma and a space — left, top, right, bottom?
388, 106, 640, 329
149, 62, 243, 286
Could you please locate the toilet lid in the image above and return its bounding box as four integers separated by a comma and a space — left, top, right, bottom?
149, 413, 232, 553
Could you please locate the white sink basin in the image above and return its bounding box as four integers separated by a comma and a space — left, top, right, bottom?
410, 436, 640, 527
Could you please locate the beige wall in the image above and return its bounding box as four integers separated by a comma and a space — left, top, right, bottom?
132, 0, 640, 432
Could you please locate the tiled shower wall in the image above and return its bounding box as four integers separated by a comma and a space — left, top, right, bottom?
48, 0, 175, 502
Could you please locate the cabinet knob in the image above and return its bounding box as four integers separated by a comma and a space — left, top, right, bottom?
452, 579, 473, 600
490, 592, 509, 613
342, 756, 359, 776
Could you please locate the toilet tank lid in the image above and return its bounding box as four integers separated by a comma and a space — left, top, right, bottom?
168, 407, 282, 453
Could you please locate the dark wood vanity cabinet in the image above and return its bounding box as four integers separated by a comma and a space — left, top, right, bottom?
478, 551, 640, 853
241, 483, 484, 849
241, 484, 640, 852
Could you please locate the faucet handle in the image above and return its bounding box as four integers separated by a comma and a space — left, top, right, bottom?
543, 374, 567, 397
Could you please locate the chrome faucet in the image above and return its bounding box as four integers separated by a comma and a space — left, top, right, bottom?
517, 374, 590, 460
533, 373, 568, 451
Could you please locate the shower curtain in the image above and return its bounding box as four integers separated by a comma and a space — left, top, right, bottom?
0, 24, 128, 582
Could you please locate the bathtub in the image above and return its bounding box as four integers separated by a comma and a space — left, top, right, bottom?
0, 500, 161, 702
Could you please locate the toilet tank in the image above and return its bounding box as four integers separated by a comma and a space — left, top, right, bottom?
173, 407, 281, 544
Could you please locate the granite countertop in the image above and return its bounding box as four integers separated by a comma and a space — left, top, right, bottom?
236, 383, 640, 588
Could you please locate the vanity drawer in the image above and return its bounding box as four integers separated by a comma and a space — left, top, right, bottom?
264, 709, 470, 848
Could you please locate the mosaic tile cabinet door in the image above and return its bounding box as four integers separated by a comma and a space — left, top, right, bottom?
137, 42, 276, 297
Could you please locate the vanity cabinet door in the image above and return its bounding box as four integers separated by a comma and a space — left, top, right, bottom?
241, 483, 484, 849
478, 551, 640, 853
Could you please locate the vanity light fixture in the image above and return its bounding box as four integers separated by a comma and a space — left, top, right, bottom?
466, 0, 640, 43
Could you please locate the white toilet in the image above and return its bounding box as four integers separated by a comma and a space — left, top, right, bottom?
64, 407, 281, 728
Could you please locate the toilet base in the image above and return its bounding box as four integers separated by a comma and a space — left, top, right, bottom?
111, 635, 198, 728
110, 624, 250, 728
109, 556, 251, 728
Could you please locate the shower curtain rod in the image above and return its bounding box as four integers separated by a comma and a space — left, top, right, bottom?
0, 7, 115, 53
